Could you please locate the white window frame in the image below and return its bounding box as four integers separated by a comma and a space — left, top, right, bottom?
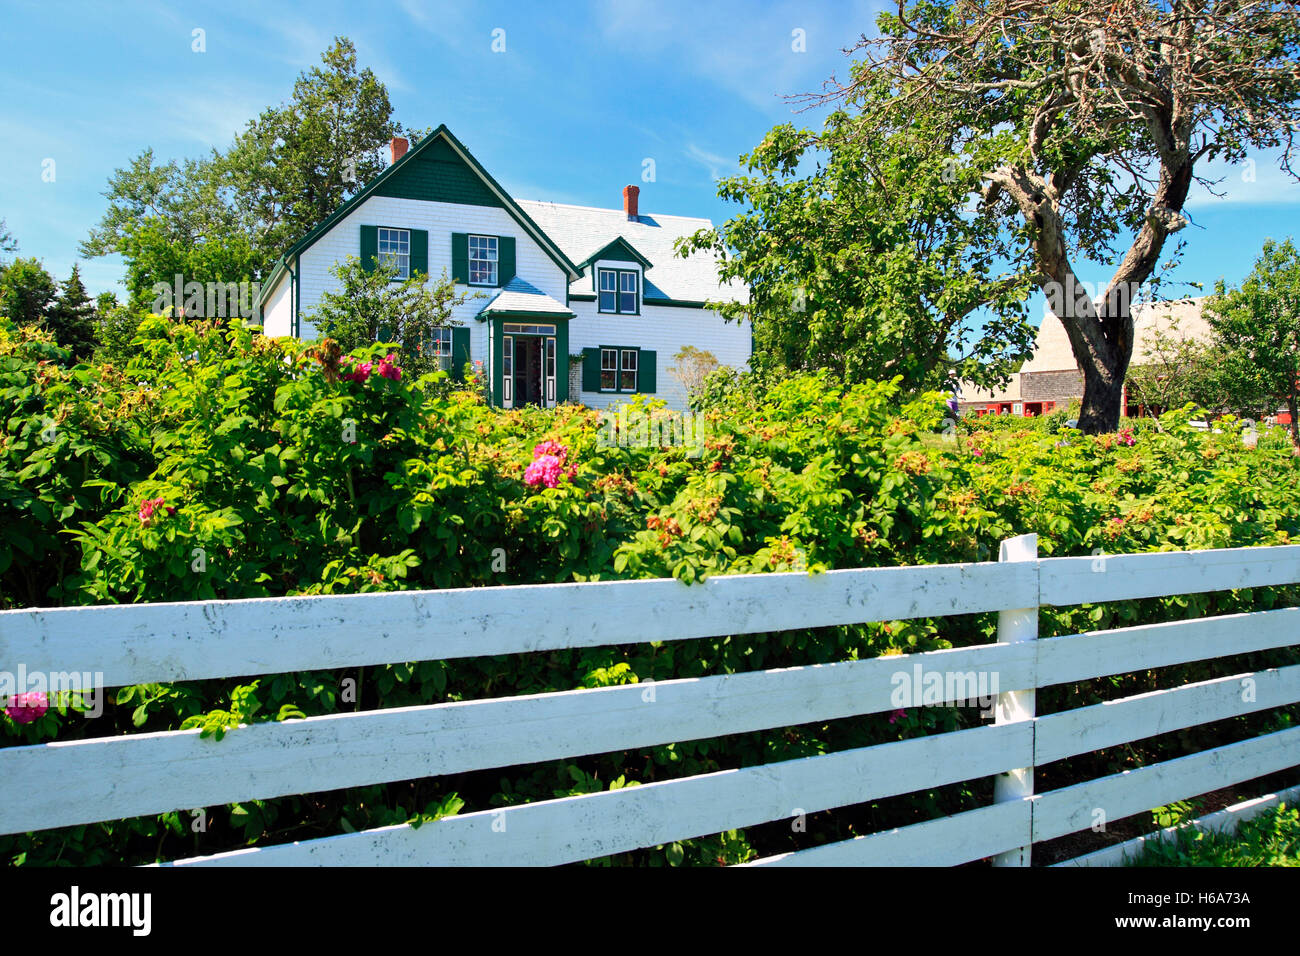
378, 227, 410, 280
469, 234, 498, 286
600, 347, 618, 391
619, 272, 638, 314
619, 349, 638, 392
429, 327, 454, 373
598, 269, 617, 313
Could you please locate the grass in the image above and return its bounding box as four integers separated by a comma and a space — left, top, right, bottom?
1126, 802, 1300, 866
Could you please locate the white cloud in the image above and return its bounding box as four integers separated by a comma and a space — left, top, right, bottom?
685, 143, 736, 182
592, 0, 885, 115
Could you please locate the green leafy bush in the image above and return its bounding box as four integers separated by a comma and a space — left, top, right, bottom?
2, 317, 1298, 865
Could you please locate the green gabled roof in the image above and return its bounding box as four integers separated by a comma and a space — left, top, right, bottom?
574, 236, 653, 272
257, 125, 580, 306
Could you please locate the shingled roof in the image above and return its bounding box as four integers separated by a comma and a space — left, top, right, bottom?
514, 199, 749, 306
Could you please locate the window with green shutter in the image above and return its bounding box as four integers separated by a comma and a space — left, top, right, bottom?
583, 346, 653, 393
452, 233, 515, 287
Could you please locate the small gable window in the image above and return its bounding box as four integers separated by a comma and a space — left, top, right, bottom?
598, 268, 639, 314
469, 234, 498, 286
378, 227, 410, 279
619, 272, 638, 314
598, 270, 617, 313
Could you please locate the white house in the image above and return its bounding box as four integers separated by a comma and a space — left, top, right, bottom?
258, 125, 750, 411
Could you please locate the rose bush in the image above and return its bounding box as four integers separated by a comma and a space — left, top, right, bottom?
2, 316, 1298, 865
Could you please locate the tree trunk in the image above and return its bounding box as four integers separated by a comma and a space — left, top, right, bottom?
1076, 359, 1126, 433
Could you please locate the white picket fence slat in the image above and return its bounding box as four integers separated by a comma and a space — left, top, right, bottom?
2, 541, 1298, 866
743, 800, 1033, 867
1034, 606, 1300, 686
1032, 726, 1300, 843
0, 641, 1034, 836
163, 723, 1033, 867
1038, 545, 1300, 607
0, 561, 1034, 688
1034, 665, 1300, 765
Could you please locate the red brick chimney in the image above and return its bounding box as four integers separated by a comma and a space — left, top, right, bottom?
623, 184, 640, 221
390, 136, 409, 165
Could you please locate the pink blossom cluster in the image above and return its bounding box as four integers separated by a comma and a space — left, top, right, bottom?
523, 441, 577, 489
138, 497, 175, 526
342, 354, 402, 383
1118, 428, 1136, 446
5, 692, 48, 724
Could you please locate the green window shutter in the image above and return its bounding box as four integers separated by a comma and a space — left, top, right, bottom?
451, 233, 469, 283
581, 348, 601, 392
498, 236, 516, 286
360, 225, 378, 272
451, 326, 471, 381
637, 349, 656, 393
410, 229, 429, 278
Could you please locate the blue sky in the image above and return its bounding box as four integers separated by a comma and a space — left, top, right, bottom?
1, 0, 1297, 315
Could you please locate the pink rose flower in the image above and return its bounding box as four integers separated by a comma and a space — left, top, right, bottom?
5, 691, 49, 724
533, 441, 568, 461
342, 360, 372, 383
971, 448, 984, 458
138, 497, 175, 527
524, 454, 564, 489
377, 354, 402, 381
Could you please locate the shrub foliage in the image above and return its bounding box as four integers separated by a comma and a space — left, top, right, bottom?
2, 317, 1298, 865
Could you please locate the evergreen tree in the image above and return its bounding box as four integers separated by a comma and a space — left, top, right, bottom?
46, 264, 98, 360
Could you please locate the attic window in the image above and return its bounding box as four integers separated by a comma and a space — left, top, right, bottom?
598, 268, 639, 314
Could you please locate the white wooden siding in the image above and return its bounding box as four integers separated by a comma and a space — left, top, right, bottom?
569, 298, 751, 412
259, 270, 293, 337
295, 195, 569, 340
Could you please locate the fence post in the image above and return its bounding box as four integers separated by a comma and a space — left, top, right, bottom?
992, 532, 1038, 867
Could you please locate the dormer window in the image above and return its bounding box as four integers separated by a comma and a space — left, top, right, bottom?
619, 272, 638, 314
597, 268, 639, 314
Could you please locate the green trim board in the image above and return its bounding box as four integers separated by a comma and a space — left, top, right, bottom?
257, 125, 580, 306
568, 292, 709, 310
488, 314, 569, 407
575, 236, 653, 272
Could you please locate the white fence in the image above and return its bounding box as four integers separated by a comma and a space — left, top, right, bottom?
2, 536, 1299, 866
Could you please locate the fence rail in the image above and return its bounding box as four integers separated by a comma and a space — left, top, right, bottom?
1, 539, 1298, 866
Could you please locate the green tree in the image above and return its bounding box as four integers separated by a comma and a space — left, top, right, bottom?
45, 264, 98, 361
1205, 239, 1300, 446
306, 256, 477, 379
217, 36, 402, 262
82, 37, 409, 295
1125, 321, 1227, 418
0, 257, 57, 327
800, 0, 1300, 432
681, 113, 1037, 394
